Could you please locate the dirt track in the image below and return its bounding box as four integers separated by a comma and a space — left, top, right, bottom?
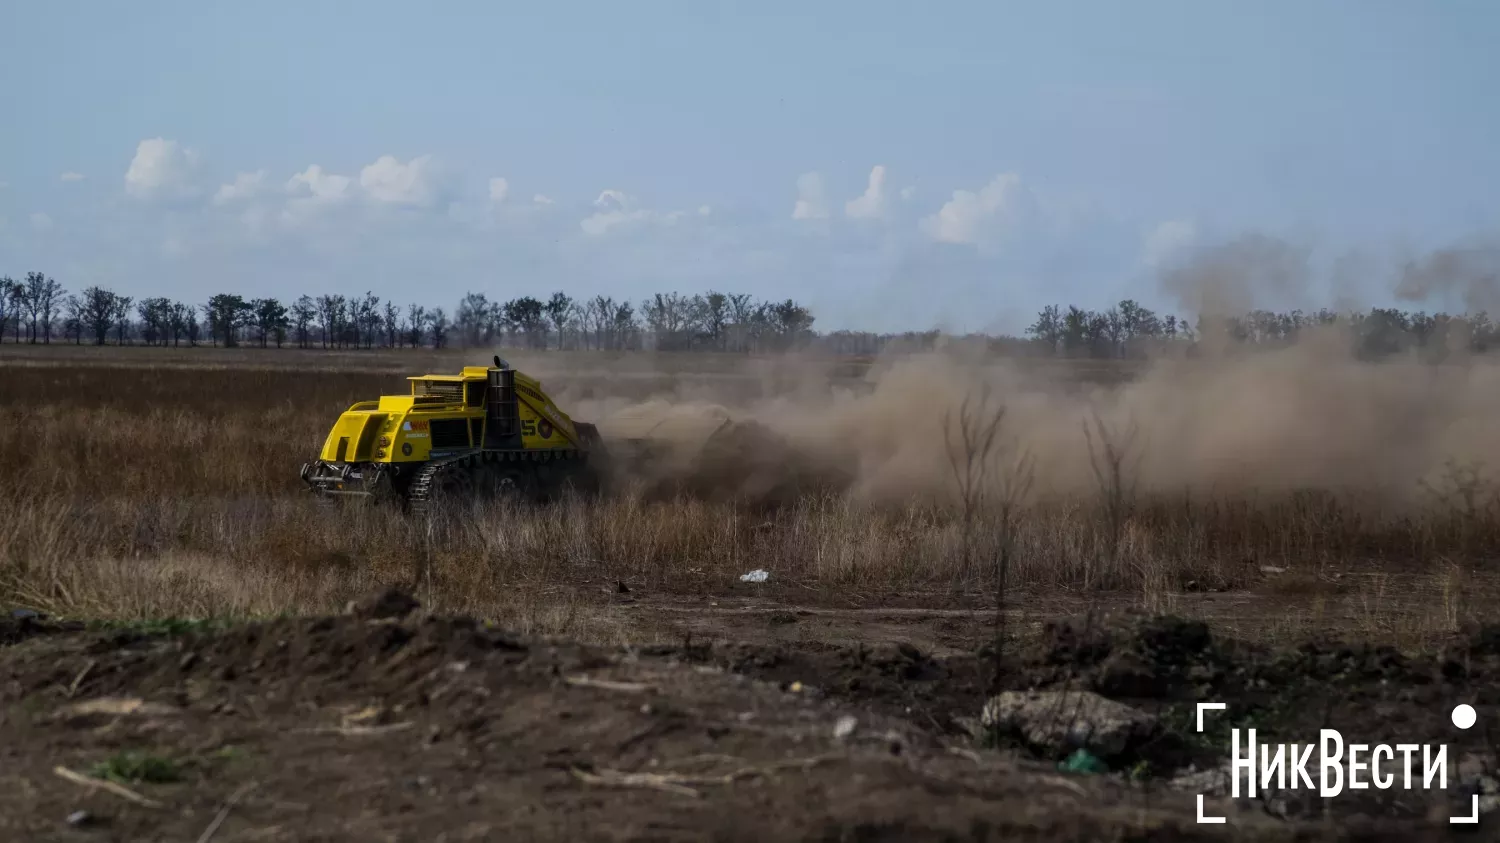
3, 591, 1496, 842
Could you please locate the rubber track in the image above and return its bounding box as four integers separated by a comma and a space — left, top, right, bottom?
404, 454, 476, 517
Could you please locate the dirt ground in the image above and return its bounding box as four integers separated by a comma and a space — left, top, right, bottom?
3, 588, 1496, 842
5, 346, 1499, 840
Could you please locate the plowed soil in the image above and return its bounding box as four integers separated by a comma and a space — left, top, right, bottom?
4, 591, 1497, 842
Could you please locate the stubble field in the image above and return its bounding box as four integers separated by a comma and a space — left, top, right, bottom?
3, 341, 1499, 841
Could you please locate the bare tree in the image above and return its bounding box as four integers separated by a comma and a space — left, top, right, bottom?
253, 298, 289, 348
138, 297, 172, 345
112, 294, 133, 345
168, 301, 193, 346
0, 276, 14, 344
354, 291, 380, 349
63, 294, 84, 344
382, 301, 400, 348
456, 292, 491, 348
428, 307, 449, 349
405, 304, 427, 348
22, 272, 64, 344
726, 293, 754, 352
290, 296, 317, 348
315, 294, 345, 348
545, 291, 573, 350
589, 295, 614, 350
699, 291, 728, 350
81, 286, 118, 345
643, 292, 695, 350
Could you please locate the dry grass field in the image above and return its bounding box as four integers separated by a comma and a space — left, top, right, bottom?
4, 342, 1500, 840
2, 342, 1496, 647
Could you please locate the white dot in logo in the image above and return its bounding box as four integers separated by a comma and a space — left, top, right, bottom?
1452, 704, 1477, 730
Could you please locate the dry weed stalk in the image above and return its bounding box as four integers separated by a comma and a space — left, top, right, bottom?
941, 381, 1035, 696
1081, 409, 1144, 589
942, 382, 1006, 580
1419, 457, 1500, 556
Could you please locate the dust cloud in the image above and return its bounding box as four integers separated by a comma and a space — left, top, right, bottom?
538, 235, 1500, 511
559, 341, 1499, 511
1394, 239, 1500, 315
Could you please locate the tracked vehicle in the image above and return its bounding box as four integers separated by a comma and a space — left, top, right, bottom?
300, 357, 606, 510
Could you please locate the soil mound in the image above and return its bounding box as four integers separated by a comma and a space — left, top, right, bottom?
0, 609, 82, 647
0, 591, 1350, 842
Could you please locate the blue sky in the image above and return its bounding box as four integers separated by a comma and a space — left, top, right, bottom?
1, 1, 1497, 333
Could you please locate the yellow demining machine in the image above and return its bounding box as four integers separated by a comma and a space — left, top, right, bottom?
301, 356, 833, 511
300, 356, 612, 511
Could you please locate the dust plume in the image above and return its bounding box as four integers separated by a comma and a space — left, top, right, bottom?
568, 330, 1500, 512
1158, 232, 1312, 318
538, 232, 1500, 511
1393, 239, 1500, 315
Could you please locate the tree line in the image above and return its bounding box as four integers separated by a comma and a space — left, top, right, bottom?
1021, 301, 1500, 359
0, 274, 817, 353
2, 272, 1497, 360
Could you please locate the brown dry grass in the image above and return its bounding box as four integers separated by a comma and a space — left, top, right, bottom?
2, 350, 1497, 649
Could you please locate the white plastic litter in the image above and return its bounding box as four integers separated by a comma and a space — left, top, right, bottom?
833, 715, 858, 739
739, 569, 770, 583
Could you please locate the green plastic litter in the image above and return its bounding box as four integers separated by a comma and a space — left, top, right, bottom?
1057, 748, 1108, 774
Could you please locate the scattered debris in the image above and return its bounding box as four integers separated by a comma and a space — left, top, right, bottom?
1057, 749, 1108, 775
53, 766, 163, 808
195, 781, 258, 843
570, 767, 702, 798
980, 691, 1158, 759
739, 569, 770, 583
563, 676, 655, 694
9, 596, 1496, 837
570, 754, 840, 800
66, 659, 95, 698
58, 696, 179, 720
832, 715, 858, 740
298, 722, 416, 737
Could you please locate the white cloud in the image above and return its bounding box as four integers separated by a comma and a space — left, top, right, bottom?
60, 172, 85, 182
844, 165, 888, 219
30, 212, 53, 231
919, 173, 1026, 246
791, 172, 828, 220
280, 165, 353, 223
285, 165, 352, 203
125, 137, 200, 200
359, 154, 439, 206
1142, 219, 1197, 268
580, 189, 684, 236
214, 170, 268, 205
57, 148, 1169, 335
